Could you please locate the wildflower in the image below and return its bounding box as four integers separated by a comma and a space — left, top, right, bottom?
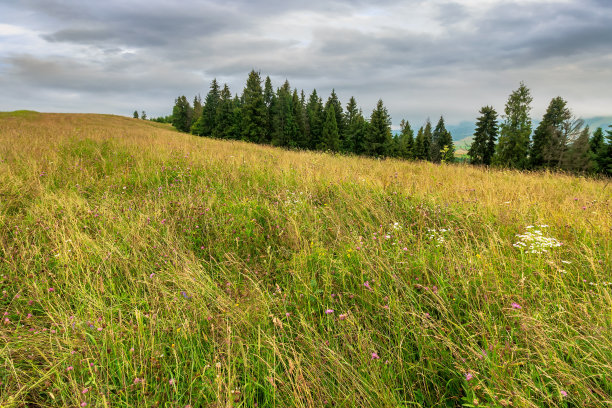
149, 273, 155, 278
48, 288, 55, 292
371, 352, 380, 360
81, 403, 87, 407
363, 281, 371, 290
169, 378, 176, 385
134, 377, 142, 384
511, 302, 522, 310
325, 309, 334, 315
285, 312, 291, 317
465, 373, 473, 381
560, 390, 568, 397
339, 313, 347, 320
82, 388, 89, 394
67, 366, 74, 371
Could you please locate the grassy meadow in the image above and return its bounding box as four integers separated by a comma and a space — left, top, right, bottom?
0, 111, 611, 407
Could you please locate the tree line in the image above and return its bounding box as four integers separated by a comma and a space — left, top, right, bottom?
160, 71, 610, 175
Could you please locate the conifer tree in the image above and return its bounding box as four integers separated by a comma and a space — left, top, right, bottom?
423, 120, 433, 161
547, 117, 584, 168
141, 111, 147, 120
241, 70, 267, 143
325, 90, 345, 149
344, 96, 359, 152
133, 110, 139, 119
495, 82, 533, 169
321, 105, 340, 151
193, 94, 203, 119
530, 97, 571, 168
431, 116, 452, 162
349, 109, 368, 155
171, 95, 193, 133
365, 99, 393, 156
271, 80, 299, 147
293, 89, 308, 149
397, 119, 414, 159
560, 126, 592, 172
213, 84, 234, 139
593, 125, 612, 175
590, 127, 604, 157
191, 79, 220, 136
468, 106, 498, 165
307, 90, 324, 150
228, 95, 243, 140
414, 126, 426, 160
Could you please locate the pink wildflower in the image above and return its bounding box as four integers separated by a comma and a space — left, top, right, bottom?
325, 309, 334, 315
339, 314, 347, 320
81, 403, 87, 407
371, 352, 380, 360
560, 390, 568, 397
169, 378, 176, 385
363, 281, 371, 290
511, 302, 522, 310
67, 366, 74, 371
48, 288, 55, 292
465, 373, 473, 381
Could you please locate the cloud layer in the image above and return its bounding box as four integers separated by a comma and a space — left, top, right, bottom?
1, 0, 611, 126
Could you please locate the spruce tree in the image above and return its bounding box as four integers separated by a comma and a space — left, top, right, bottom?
414, 126, 426, 160
530, 97, 571, 168
365, 99, 393, 157
560, 126, 592, 172
593, 125, 612, 176
307, 90, 324, 150
241, 70, 267, 143
349, 110, 368, 155
133, 110, 139, 119
344, 96, 359, 153
495, 82, 533, 169
590, 127, 604, 156
397, 119, 414, 159
193, 94, 203, 119
325, 90, 345, 149
468, 106, 498, 165
171, 95, 193, 133
423, 120, 433, 161
431, 116, 452, 162
321, 105, 340, 151
191, 79, 220, 136
271, 80, 298, 147
213, 84, 234, 139
141, 111, 147, 120
293, 89, 308, 149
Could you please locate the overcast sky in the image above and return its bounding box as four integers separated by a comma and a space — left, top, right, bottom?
1, 0, 611, 127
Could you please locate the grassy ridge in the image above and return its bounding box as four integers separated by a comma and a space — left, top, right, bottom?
0, 112, 610, 407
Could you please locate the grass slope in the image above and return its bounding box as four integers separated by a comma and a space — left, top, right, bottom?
0, 112, 611, 407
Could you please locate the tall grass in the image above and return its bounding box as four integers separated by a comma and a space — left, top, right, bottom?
0, 112, 610, 407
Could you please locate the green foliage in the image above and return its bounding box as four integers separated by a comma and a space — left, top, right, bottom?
321, 105, 340, 151
495, 82, 533, 169
212, 84, 234, 139
191, 79, 220, 136
133, 110, 139, 119
241, 70, 267, 143
307, 89, 324, 150
468, 106, 498, 165
171, 95, 193, 132
397, 119, 414, 159
530, 97, 572, 168
431, 116, 454, 163
365, 99, 393, 157
324, 90, 345, 149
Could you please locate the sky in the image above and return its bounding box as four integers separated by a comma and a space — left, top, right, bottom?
1, 0, 611, 128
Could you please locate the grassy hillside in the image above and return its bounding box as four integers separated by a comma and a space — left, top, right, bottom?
1, 112, 610, 407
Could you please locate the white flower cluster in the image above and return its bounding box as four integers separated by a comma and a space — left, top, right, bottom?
426, 228, 448, 247
513, 225, 562, 254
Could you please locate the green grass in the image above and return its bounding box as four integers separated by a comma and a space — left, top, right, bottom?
0, 113, 610, 407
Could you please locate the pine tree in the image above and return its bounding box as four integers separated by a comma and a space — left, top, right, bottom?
590, 127, 604, 156
141, 111, 147, 120
365, 99, 393, 157
271, 80, 299, 147
213, 84, 234, 139
307, 90, 324, 150
171, 95, 193, 133
495, 82, 533, 168
397, 119, 414, 159
468, 106, 498, 165
191, 79, 220, 136
241, 70, 267, 143
349, 109, 368, 155
530, 97, 571, 168
133, 110, 139, 119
